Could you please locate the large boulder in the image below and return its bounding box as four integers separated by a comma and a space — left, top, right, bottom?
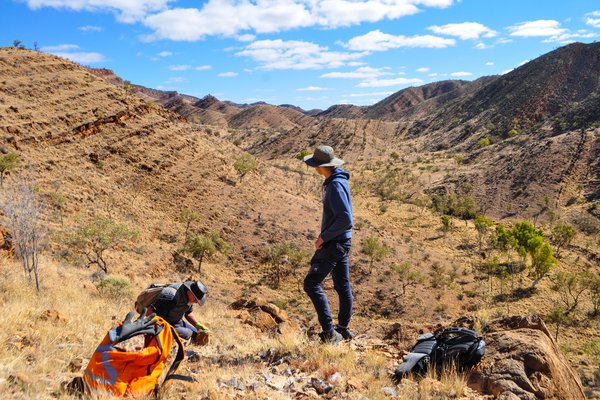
469, 315, 586, 400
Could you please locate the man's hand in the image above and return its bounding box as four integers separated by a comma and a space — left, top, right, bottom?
315, 235, 324, 250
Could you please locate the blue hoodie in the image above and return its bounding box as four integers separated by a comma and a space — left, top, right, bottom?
320, 168, 353, 242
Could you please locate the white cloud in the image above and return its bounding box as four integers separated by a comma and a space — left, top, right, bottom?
52, 52, 106, 64
345, 30, 455, 51
507, 20, 566, 37
25, 0, 170, 23
416, 67, 429, 72
428, 22, 497, 40
157, 51, 172, 57
428, 72, 438, 77
485, 61, 494, 66
236, 39, 367, 70
450, 71, 472, 77
218, 72, 239, 77
542, 30, 597, 44
169, 65, 191, 71
348, 91, 393, 97
195, 65, 212, 70
142, 0, 455, 41
475, 42, 490, 49
357, 76, 423, 87
166, 77, 185, 83
321, 66, 392, 79
42, 44, 79, 51
297, 96, 329, 102
41, 44, 106, 64
585, 11, 600, 28
237, 34, 256, 42
297, 86, 329, 91
78, 25, 103, 32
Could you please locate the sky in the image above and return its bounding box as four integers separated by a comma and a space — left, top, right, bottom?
2, 1, 599, 111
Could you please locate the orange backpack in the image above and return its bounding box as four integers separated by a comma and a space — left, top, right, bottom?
82, 314, 191, 398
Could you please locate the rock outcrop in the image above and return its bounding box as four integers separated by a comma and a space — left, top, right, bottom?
470, 315, 586, 400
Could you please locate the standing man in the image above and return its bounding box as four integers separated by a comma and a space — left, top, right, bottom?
303, 145, 354, 343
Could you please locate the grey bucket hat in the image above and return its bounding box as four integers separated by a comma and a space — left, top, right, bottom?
303, 145, 345, 167
184, 280, 207, 306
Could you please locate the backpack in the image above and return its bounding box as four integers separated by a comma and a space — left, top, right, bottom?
82, 314, 193, 397
393, 327, 485, 382
134, 283, 176, 314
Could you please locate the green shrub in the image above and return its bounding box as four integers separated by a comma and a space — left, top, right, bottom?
97, 276, 133, 298
478, 137, 490, 147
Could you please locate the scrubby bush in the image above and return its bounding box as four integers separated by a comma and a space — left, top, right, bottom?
551, 222, 576, 256
478, 137, 490, 147
65, 216, 138, 273
361, 236, 389, 273
181, 231, 230, 274
97, 276, 133, 299
263, 242, 308, 288
233, 153, 257, 181
0, 152, 20, 187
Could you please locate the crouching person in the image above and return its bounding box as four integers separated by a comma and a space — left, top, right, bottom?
149, 281, 210, 345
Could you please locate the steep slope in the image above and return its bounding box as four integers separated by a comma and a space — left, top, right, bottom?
364, 80, 474, 120
0, 47, 319, 267
407, 42, 600, 149
228, 103, 313, 130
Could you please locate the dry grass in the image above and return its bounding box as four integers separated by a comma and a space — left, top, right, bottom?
0, 255, 487, 399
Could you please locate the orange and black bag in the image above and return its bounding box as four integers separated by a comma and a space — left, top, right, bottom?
82, 312, 193, 398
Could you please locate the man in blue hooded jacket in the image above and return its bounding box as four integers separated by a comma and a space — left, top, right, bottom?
303, 145, 354, 343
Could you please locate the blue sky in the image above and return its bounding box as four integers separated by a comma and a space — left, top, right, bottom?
2, 0, 599, 110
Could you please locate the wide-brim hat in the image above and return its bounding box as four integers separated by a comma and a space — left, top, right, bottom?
184, 281, 207, 306
303, 145, 345, 167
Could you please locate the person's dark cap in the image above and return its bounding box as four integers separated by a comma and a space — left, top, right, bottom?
303, 145, 345, 167
184, 281, 207, 306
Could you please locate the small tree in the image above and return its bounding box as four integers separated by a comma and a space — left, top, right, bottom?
584, 271, 600, 316
441, 215, 452, 235
390, 262, 423, 295
0, 152, 20, 187
13, 39, 22, 48
263, 242, 307, 288
361, 236, 389, 273
66, 217, 137, 273
474, 214, 493, 252
181, 231, 230, 274
528, 237, 556, 289
233, 153, 257, 182
50, 192, 67, 225
547, 306, 571, 342
550, 271, 587, 316
179, 208, 201, 239
551, 222, 576, 256
1, 177, 45, 291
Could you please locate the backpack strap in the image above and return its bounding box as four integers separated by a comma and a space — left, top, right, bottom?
160, 326, 197, 388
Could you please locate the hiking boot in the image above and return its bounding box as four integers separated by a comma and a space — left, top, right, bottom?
319, 329, 343, 344
335, 325, 355, 340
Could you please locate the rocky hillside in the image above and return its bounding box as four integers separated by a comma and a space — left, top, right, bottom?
0, 46, 598, 399
225, 42, 600, 219
0, 47, 321, 268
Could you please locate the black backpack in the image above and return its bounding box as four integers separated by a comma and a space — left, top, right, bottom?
393, 327, 485, 382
